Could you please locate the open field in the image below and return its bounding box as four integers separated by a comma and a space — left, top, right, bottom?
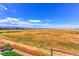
0, 29, 79, 55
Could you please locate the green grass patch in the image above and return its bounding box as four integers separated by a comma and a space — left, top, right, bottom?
1, 51, 23, 56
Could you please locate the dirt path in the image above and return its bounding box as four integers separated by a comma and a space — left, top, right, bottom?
13, 49, 32, 56
53, 51, 73, 56
53, 48, 79, 56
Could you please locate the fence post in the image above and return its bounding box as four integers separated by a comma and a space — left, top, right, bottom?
50, 47, 53, 56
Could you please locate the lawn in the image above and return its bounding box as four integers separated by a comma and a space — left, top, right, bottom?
1, 51, 23, 56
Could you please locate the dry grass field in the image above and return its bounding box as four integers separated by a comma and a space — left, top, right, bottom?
0, 29, 79, 55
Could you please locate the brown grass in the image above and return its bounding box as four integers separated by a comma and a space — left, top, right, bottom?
1, 29, 79, 55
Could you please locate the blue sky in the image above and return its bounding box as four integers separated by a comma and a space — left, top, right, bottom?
0, 3, 79, 28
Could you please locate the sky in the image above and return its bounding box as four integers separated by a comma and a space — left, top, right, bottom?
0, 3, 79, 28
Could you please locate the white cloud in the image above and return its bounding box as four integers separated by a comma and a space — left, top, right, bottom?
0, 17, 52, 28
0, 4, 8, 11
28, 20, 41, 22
0, 4, 16, 14
0, 18, 30, 26
0, 18, 18, 22
1, 18, 79, 28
